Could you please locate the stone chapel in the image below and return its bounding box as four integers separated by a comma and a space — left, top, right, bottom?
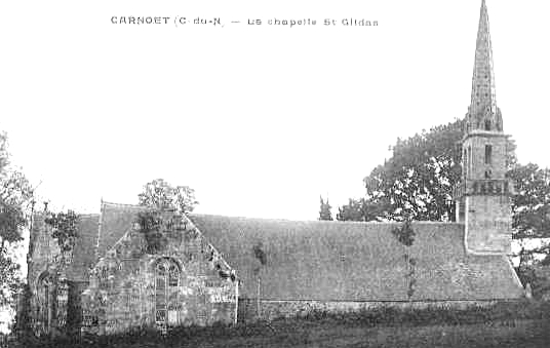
25, 0, 525, 337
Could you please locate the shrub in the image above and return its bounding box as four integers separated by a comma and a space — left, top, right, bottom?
136, 209, 168, 253
391, 219, 415, 246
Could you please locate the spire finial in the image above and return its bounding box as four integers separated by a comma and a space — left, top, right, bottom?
467, 0, 501, 132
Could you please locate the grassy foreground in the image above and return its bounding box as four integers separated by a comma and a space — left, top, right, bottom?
18, 301, 550, 348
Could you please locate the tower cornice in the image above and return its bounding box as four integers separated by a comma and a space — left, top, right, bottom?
461, 130, 510, 142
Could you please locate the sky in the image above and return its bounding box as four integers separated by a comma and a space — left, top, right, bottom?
1, 0, 550, 222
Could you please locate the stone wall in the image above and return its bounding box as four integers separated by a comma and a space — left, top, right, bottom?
466, 195, 512, 254
81, 212, 238, 336
461, 130, 513, 255
237, 298, 501, 322
466, 134, 508, 180
27, 214, 73, 336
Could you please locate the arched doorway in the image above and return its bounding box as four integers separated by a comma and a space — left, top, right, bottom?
37, 272, 54, 334
154, 258, 182, 331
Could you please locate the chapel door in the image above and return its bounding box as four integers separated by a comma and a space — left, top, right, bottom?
38, 274, 54, 334
155, 259, 181, 332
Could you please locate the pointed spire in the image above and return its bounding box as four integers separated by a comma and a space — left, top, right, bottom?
467, 0, 502, 132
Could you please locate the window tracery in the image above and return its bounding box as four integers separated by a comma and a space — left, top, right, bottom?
154, 258, 181, 330
37, 272, 54, 333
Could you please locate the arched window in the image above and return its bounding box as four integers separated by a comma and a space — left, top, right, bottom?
154, 258, 181, 330
37, 272, 54, 333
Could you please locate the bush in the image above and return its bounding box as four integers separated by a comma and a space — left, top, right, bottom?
303, 300, 550, 328
391, 219, 415, 246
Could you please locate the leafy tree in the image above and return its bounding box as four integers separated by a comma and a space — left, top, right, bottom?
318, 196, 333, 221
509, 163, 550, 240
337, 198, 365, 221
391, 218, 416, 247
137, 179, 198, 253
138, 178, 198, 213
336, 197, 391, 222
508, 163, 550, 294
0, 131, 33, 307
44, 210, 79, 253
136, 209, 168, 254
338, 119, 517, 223
336, 198, 365, 221
361, 119, 464, 222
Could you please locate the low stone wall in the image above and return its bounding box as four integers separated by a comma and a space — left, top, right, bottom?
237, 298, 502, 322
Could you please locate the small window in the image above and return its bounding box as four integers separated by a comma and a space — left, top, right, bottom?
485, 120, 491, 131
485, 145, 492, 165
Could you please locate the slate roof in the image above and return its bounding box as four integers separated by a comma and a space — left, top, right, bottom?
188, 214, 525, 302
66, 214, 100, 281
66, 202, 146, 281
65, 202, 524, 301
95, 201, 147, 260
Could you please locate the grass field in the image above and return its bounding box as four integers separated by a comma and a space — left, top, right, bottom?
24, 318, 549, 348
20, 301, 550, 348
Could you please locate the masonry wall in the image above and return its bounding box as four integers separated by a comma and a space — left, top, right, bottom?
27, 215, 73, 337
237, 298, 502, 322
466, 195, 512, 253
465, 134, 508, 180
81, 214, 237, 336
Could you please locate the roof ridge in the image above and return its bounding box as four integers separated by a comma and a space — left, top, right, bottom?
101, 200, 142, 208
189, 213, 463, 226
79, 213, 100, 217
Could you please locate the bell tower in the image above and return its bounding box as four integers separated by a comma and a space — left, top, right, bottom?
455, 0, 514, 254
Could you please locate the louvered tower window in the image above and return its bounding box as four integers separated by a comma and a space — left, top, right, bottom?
485, 145, 492, 165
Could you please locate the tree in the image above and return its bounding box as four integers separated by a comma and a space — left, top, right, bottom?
136, 209, 168, 254
137, 179, 198, 253
338, 118, 517, 223
508, 163, 550, 284
44, 210, 79, 253
509, 163, 550, 240
0, 131, 33, 308
391, 218, 416, 247
138, 178, 198, 213
336, 197, 391, 222
337, 198, 365, 221
318, 196, 333, 221
361, 119, 465, 222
